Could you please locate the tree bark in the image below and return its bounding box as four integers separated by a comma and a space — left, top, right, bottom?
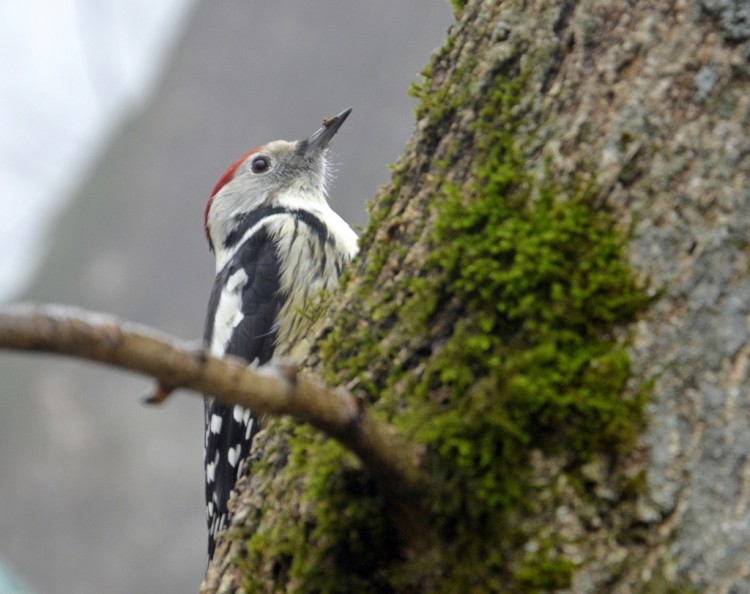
2, 1, 748, 592
201, 1, 750, 591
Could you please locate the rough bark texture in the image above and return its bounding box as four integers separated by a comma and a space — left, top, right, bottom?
203, 1, 750, 592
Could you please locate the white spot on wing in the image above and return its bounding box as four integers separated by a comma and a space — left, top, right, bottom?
227, 444, 241, 468
209, 268, 249, 356
210, 414, 223, 434
245, 418, 255, 440
206, 451, 219, 483
233, 405, 244, 423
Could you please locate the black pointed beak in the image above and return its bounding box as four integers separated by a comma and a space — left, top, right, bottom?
303, 107, 352, 156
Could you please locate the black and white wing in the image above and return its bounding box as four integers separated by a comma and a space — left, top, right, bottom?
203, 226, 282, 558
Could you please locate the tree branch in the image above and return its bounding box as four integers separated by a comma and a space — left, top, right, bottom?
0, 303, 428, 554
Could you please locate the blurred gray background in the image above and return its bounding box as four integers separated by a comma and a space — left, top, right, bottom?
0, 2, 452, 593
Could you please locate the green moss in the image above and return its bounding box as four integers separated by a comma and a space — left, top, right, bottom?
239, 34, 650, 594
449, 0, 468, 18
321, 69, 647, 590
409, 43, 477, 129
516, 551, 575, 590
239, 424, 397, 594
410, 63, 470, 127
416, 178, 646, 457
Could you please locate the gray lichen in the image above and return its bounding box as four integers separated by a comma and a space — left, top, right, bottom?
696, 0, 750, 41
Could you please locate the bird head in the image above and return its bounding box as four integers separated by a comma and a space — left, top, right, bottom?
204, 108, 352, 253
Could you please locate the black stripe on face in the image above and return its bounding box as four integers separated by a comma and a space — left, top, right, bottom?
224, 206, 290, 249
292, 209, 329, 248
223, 206, 330, 251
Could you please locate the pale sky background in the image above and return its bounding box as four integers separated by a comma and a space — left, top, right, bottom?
0, 0, 196, 300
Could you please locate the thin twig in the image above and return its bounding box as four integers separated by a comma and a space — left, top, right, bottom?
0, 303, 428, 554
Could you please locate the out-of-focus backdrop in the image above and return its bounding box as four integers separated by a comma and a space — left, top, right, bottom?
0, 3, 452, 592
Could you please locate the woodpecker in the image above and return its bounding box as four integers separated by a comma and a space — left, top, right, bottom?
202, 108, 359, 558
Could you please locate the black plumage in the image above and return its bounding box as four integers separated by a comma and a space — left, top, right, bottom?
203, 225, 283, 558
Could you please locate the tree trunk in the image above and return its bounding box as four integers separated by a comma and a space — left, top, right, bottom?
203, 1, 750, 592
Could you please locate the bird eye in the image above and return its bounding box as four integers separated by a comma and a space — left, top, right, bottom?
251, 156, 270, 173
